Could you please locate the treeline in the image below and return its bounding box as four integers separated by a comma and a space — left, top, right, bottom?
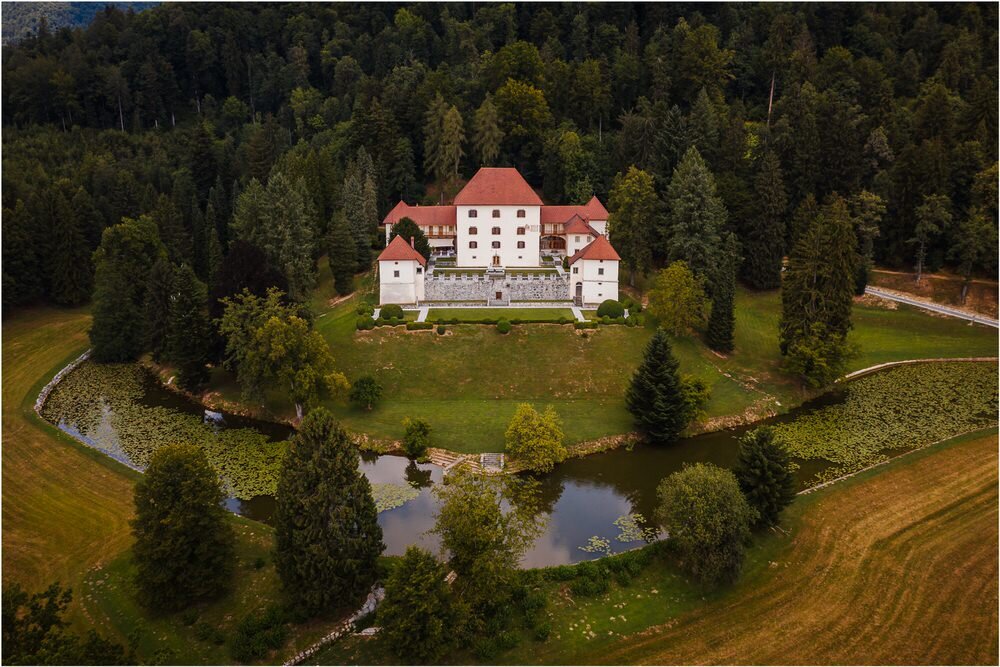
3, 2, 998, 315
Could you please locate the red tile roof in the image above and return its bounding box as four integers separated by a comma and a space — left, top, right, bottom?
453, 168, 543, 206
377, 234, 427, 266
567, 234, 621, 265
563, 214, 598, 236
382, 201, 456, 227
539, 197, 610, 224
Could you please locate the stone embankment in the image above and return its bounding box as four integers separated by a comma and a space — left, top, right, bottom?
34, 349, 90, 416
282, 587, 385, 666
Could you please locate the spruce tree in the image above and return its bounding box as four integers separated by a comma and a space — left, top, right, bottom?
706, 233, 739, 353
378, 546, 456, 664
625, 328, 690, 443
274, 408, 383, 614
423, 92, 448, 183
327, 210, 357, 296
473, 93, 503, 166
166, 264, 212, 391
131, 444, 235, 611
734, 427, 797, 527
202, 203, 224, 286
742, 151, 787, 289
665, 146, 726, 284
144, 256, 175, 362
687, 87, 720, 166
45, 189, 93, 306
439, 105, 465, 185
2, 200, 43, 311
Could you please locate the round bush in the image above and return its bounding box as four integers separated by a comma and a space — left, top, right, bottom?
596, 299, 624, 318
436, 325, 446, 335
356, 315, 375, 330
497, 319, 512, 334
380, 304, 404, 319
356, 303, 375, 316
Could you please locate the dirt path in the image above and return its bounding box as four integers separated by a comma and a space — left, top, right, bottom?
589, 432, 999, 665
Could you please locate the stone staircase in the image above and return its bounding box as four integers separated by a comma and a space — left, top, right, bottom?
479, 452, 505, 473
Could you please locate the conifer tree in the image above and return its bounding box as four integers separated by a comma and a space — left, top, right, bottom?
473, 93, 503, 166
788, 193, 819, 251
166, 264, 212, 391
151, 194, 192, 266
143, 256, 175, 362
423, 92, 448, 183
388, 217, 432, 260
743, 151, 787, 289
274, 408, 383, 615
849, 190, 885, 294
625, 328, 692, 443
706, 233, 739, 353
131, 444, 235, 611
911, 194, 951, 283
45, 189, 93, 306
202, 203, 224, 286
378, 546, 456, 664
687, 88, 720, 165
439, 105, 465, 185
327, 210, 357, 296
608, 166, 657, 285
734, 426, 796, 527
2, 200, 43, 311
665, 146, 726, 284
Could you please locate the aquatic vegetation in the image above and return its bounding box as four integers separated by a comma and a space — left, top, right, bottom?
370, 483, 421, 513
773, 362, 998, 484
579, 536, 612, 555
41, 361, 288, 499
613, 513, 658, 543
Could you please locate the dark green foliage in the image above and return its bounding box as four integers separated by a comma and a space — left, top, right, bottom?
356, 315, 375, 330
378, 547, 456, 663
706, 233, 739, 353
388, 217, 432, 260
380, 303, 404, 319
2, 201, 43, 311
656, 463, 757, 586
402, 417, 432, 458
209, 240, 288, 321
43, 185, 94, 306
734, 427, 797, 527
665, 146, 725, 283
166, 264, 212, 391
2, 582, 130, 666
327, 210, 357, 296
273, 409, 383, 616
626, 329, 699, 443
229, 605, 289, 663
596, 299, 624, 318
130, 444, 235, 611
89, 217, 167, 362
349, 375, 383, 410
742, 151, 787, 290
497, 319, 512, 334
143, 256, 175, 362
436, 324, 446, 335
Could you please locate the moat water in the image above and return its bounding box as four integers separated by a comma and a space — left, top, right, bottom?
45, 365, 845, 568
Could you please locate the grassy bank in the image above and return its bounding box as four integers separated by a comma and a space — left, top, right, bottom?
427, 307, 576, 322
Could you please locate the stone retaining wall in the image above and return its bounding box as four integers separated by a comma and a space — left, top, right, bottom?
34, 349, 90, 415
425, 274, 569, 302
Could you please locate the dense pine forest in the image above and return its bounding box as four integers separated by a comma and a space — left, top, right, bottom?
3, 2, 997, 316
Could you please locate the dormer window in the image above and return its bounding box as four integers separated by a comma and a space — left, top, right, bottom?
516, 209, 526, 218
492, 209, 501, 218
468, 209, 478, 218
469, 226, 478, 235
491, 226, 501, 235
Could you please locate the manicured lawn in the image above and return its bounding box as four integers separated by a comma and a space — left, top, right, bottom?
312, 428, 999, 665
427, 308, 576, 322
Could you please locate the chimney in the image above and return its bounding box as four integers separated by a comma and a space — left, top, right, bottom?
410, 236, 415, 249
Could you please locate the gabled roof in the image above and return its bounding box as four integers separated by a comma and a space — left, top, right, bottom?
539, 196, 610, 224
453, 168, 543, 206
382, 201, 456, 227
567, 234, 621, 265
583, 195, 609, 219
377, 234, 427, 266
563, 214, 598, 236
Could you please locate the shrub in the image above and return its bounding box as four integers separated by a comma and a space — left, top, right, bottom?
601, 316, 611, 324
504, 404, 567, 473
406, 321, 433, 330
380, 304, 404, 319
497, 319, 512, 334
349, 375, 383, 410
450, 318, 459, 325
534, 622, 551, 641
402, 417, 432, 459
596, 299, 625, 318
356, 303, 375, 316
229, 605, 289, 663
194, 621, 225, 645
374, 317, 386, 327
378, 546, 456, 663
356, 315, 375, 330
614, 316, 626, 325
574, 321, 597, 330
436, 325, 446, 335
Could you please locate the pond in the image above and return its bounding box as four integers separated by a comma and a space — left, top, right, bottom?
40, 361, 857, 568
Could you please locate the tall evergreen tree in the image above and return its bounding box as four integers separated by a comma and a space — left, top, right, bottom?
665, 146, 726, 284
2, 201, 43, 311
687, 88, 720, 166
607, 166, 657, 285
439, 105, 466, 185
423, 92, 448, 184
473, 93, 503, 166
378, 546, 456, 664
911, 194, 951, 283
625, 328, 691, 443
706, 233, 739, 353
209, 240, 288, 321
166, 264, 212, 391
734, 427, 796, 528
44, 189, 93, 306
327, 210, 357, 296
388, 217, 432, 260
274, 408, 383, 615
131, 444, 235, 611
849, 190, 885, 294
143, 256, 175, 362
742, 151, 787, 289
202, 203, 224, 286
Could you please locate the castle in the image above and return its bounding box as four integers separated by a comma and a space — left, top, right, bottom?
377, 167, 620, 307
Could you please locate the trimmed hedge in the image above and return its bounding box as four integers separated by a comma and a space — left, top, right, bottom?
380, 303, 404, 319
596, 299, 624, 318
406, 321, 433, 330
497, 319, 512, 334
356, 303, 375, 316
356, 315, 375, 330
574, 321, 598, 330
375, 317, 405, 327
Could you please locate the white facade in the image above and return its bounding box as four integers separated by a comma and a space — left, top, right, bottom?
455, 205, 541, 267
569, 257, 619, 306
566, 232, 596, 258
378, 258, 425, 304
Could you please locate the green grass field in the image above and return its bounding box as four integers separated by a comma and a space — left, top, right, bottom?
427, 308, 575, 322
305, 270, 997, 451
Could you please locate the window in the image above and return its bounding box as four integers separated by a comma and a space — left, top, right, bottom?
516, 227, 525, 235
598, 268, 604, 276
492, 241, 501, 249
469, 241, 478, 249
572, 267, 579, 274
416, 267, 422, 274
468, 209, 478, 218
393, 270, 400, 278
516, 209, 526, 218
517, 241, 525, 249
491, 226, 501, 235
492, 209, 501, 218
469, 226, 478, 235
574, 236, 580, 243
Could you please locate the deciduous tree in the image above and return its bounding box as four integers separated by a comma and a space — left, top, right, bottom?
504, 403, 567, 473
646, 261, 707, 336
607, 167, 656, 285
378, 547, 456, 663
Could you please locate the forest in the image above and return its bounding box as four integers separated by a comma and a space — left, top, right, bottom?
2, 2, 997, 316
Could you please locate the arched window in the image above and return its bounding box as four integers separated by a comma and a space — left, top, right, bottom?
468, 209, 478, 218
469, 241, 478, 248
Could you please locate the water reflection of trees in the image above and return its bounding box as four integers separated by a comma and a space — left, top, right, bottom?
404, 461, 433, 488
